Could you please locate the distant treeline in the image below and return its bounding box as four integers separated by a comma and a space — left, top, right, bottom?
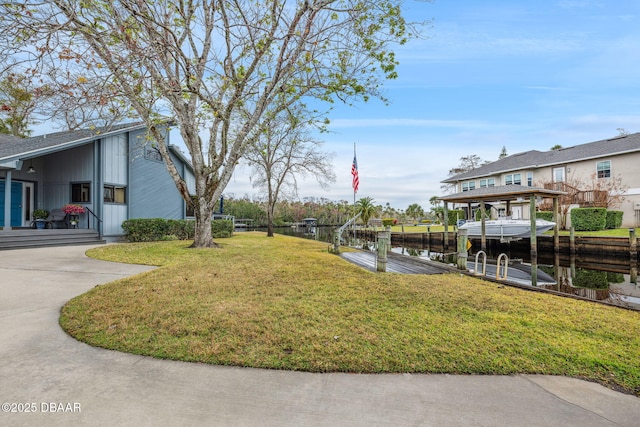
217, 196, 418, 227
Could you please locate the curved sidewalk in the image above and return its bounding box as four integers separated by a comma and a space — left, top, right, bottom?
1, 245, 638, 426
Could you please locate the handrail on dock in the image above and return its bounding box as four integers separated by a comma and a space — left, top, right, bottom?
331, 212, 362, 254
474, 251, 487, 276
337, 212, 361, 234
496, 253, 509, 280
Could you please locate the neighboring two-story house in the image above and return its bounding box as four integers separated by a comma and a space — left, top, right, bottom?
441, 132, 640, 228
0, 122, 196, 239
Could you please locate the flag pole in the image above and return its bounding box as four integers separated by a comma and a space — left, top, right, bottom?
352, 142, 357, 242
353, 142, 356, 208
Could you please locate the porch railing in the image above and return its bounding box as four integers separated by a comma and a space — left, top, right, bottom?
543, 182, 608, 208
85, 206, 103, 237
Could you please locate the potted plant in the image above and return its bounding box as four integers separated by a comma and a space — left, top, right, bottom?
62, 204, 85, 228
33, 209, 49, 229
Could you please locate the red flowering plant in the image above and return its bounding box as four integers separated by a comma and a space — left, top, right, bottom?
62, 204, 85, 216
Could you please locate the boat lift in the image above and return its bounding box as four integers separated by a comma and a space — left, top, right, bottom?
331, 212, 361, 254
439, 185, 565, 287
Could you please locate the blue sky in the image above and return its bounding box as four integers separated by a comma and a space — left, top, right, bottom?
225, 0, 640, 211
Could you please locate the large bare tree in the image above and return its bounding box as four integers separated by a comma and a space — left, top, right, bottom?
1, 0, 421, 247
441, 154, 489, 194
539, 172, 628, 229
244, 110, 335, 237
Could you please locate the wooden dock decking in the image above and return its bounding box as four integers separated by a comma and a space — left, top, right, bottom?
340, 249, 555, 282
340, 250, 457, 274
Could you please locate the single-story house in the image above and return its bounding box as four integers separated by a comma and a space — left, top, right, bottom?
0, 122, 195, 239
441, 132, 640, 228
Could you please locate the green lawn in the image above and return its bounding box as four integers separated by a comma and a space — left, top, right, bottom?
60, 232, 640, 396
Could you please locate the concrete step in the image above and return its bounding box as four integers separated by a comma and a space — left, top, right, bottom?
0, 229, 106, 250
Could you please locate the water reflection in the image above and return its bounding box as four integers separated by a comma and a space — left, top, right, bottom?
536, 264, 640, 310
276, 226, 640, 311
390, 244, 640, 311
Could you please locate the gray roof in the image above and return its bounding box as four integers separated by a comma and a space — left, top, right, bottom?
0, 122, 146, 161
0, 133, 24, 145
442, 132, 640, 183
439, 185, 565, 203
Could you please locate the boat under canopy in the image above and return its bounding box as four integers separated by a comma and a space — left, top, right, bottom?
459, 218, 556, 239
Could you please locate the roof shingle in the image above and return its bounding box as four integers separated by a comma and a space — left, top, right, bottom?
442, 132, 640, 183
0, 122, 145, 160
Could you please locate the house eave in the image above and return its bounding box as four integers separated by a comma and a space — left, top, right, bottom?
0, 122, 150, 164
0, 160, 21, 170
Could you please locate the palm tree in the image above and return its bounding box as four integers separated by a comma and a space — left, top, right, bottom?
406, 203, 424, 223
355, 196, 377, 227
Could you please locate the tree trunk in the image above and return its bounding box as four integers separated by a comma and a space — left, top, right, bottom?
267, 218, 274, 237
266, 196, 275, 237
191, 204, 218, 248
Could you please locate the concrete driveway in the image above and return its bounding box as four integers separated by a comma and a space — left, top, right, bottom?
1, 245, 638, 426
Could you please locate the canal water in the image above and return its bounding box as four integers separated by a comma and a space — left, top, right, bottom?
274, 226, 640, 311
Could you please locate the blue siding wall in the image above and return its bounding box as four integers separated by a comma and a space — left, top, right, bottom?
42, 144, 95, 224
128, 129, 186, 220
102, 134, 129, 236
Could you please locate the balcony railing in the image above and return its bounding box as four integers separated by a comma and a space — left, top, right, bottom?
543, 182, 608, 207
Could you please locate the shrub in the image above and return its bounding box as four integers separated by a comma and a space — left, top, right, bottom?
536, 211, 553, 222
212, 219, 234, 238
33, 209, 49, 219
167, 219, 195, 240
122, 218, 168, 242
573, 269, 609, 289
605, 210, 623, 229
122, 218, 233, 242
382, 218, 396, 227
473, 208, 491, 221
447, 210, 465, 226
570, 208, 606, 231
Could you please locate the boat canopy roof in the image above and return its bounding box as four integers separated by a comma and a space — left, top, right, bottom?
438, 185, 565, 204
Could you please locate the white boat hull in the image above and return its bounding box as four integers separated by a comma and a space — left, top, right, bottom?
459, 219, 555, 239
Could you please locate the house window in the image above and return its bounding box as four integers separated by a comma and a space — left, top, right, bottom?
479, 178, 495, 188
504, 174, 520, 185
597, 160, 611, 178
71, 182, 91, 203
104, 185, 126, 204
513, 173, 521, 185
462, 181, 476, 192
527, 172, 533, 187
553, 167, 565, 183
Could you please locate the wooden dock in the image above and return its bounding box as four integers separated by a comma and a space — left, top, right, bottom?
340, 250, 457, 274
351, 230, 639, 260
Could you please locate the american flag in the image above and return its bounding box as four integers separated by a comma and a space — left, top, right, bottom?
351, 154, 359, 193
